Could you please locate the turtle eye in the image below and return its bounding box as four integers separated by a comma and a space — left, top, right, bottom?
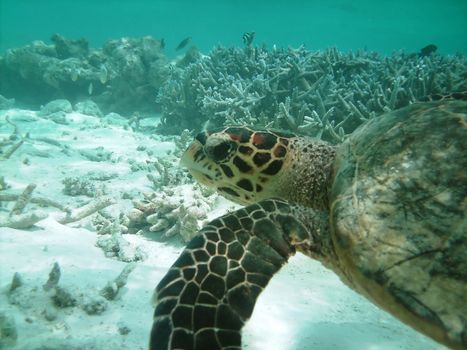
205, 139, 236, 163
195, 131, 207, 145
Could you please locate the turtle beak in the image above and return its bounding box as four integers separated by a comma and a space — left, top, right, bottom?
180, 131, 209, 168
180, 140, 201, 169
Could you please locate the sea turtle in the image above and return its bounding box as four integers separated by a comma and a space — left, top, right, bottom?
150, 94, 467, 350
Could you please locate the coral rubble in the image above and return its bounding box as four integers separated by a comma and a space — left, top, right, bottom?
124, 185, 216, 242
6, 261, 134, 329
96, 218, 146, 262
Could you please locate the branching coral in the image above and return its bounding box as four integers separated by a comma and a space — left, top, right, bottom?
124, 185, 216, 242
157, 46, 467, 143
145, 156, 189, 189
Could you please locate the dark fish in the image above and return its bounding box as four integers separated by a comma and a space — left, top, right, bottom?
419, 44, 437, 57
243, 32, 255, 46
160, 38, 165, 49
176, 37, 191, 51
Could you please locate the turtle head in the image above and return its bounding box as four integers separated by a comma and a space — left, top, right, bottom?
181, 127, 296, 205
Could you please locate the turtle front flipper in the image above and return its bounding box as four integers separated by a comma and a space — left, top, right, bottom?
150, 198, 329, 350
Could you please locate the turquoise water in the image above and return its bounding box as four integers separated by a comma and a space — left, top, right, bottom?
0, 2, 466, 350
1, 0, 466, 55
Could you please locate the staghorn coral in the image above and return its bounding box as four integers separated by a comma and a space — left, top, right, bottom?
125, 185, 216, 242
157, 46, 467, 142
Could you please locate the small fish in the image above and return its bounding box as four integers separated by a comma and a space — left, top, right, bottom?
160, 38, 165, 49
243, 32, 255, 46
419, 44, 437, 57
88, 82, 93, 95
71, 69, 79, 82
99, 65, 108, 84
176, 37, 191, 51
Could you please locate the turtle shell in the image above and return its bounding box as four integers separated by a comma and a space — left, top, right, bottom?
330, 100, 467, 349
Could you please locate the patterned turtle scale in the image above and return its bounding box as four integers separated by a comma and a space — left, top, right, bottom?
150, 94, 466, 350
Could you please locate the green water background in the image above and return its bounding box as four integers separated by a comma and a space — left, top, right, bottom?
1, 0, 466, 56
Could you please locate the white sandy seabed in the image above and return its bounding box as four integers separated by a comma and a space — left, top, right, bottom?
0, 108, 446, 350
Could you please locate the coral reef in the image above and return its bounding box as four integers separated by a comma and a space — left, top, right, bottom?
157, 46, 467, 142
0, 35, 168, 115
3, 36, 464, 140
51, 34, 89, 59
